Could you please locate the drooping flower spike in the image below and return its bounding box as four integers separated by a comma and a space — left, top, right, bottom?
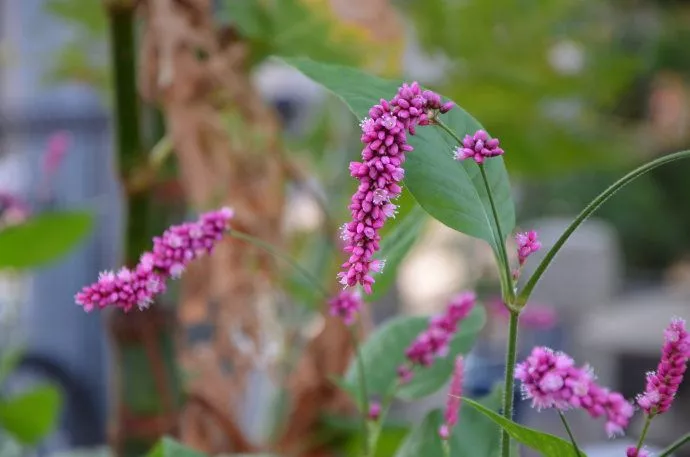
339, 83, 453, 294
75, 207, 234, 312
399, 292, 475, 383
453, 130, 504, 164
515, 346, 634, 437
439, 356, 464, 440
328, 290, 364, 326
637, 318, 690, 416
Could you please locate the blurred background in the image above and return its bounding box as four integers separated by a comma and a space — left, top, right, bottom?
1, 0, 690, 456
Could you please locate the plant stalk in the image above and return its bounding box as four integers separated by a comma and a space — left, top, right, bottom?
659, 431, 690, 457
348, 324, 370, 457
501, 310, 520, 457
558, 411, 583, 457
634, 414, 653, 455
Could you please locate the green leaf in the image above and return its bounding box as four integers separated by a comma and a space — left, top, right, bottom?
279, 57, 515, 253
394, 389, 503, 457
344, 305, 486, 402
0, 348, 23, 385
0, 384, 62, 445
145, 437, 207, 457
463, 398, 585, 457
453, 387, 502, 457
369, 205, 428, 302
0, 211, 94, 270
393, 409, 444, 457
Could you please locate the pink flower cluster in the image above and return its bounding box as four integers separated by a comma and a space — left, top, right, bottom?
626, 447, 651, 457
515, 346, 634, 437
339, 83, 453, 294
328, 290, 364, 325
516, 230, 542, 266
453, 130, 504, 164
637, 318, 690, 416
439, 355, 464, 440
399, 292, 475, 382
75, 208, 233, 313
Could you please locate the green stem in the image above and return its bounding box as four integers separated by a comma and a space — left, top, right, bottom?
659, 431, 690, 457
479, 163, 514, 303
229, 230, 330, 299
501, 310, 520, 457
348, 325, 370, 457
442, 439, 451, 457
635, 414, 653, 454
368, 379, 402, 457
517, 149, 690, 308
435, 120, 514, 304
108, 2, 148, 266
558, 411, 583, 457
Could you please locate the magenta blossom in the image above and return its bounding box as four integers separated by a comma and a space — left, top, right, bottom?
368, 401, 381, 421
75, 207, 233, 312
516, 230, 541, 266
626, 446, 651, 457
453, 130, 504, 164
515, 346, 633, 437
328, 290, 363, 325
637, 318, 690, 416
339, 82, 453, 294
399, 292, 475, 382
440, 355, 464, 440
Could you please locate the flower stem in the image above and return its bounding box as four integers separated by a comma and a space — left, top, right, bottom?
442, 439, 451, 457
479, 163, 514, 304
659, 431, 690, 457
517, 149, 690, 308
501, 310, 520, 457
348, 325, 370, 457
635, 414, 653, 454
434, 120, 515, 304
558, 411, 583, 457
368, 379, 402, 456
229, 230, 330, 299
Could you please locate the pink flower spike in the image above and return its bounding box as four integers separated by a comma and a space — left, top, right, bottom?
339, 83, 452, 294
636, 318, 690, 416
515, 346, 633, 436
439, 356, 464, 440
453, 130, 504, 164
328, 290, 363, 325
516, 230, 542, 265
404, 292, 476, 369
43, 131, 71, 176
75, 208, 233, 312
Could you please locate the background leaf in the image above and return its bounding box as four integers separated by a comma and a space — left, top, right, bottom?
0, 211, 93, 270
463, 398, 585, 457
280, 57, 516, 252
0, 348, 22, 385
344, 305, 486, 402
145, 437, 207, 457
394, 389, 503, 457
0, 385, 62, 445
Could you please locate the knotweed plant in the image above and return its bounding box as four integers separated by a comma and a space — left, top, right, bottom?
75, 60, 690, 457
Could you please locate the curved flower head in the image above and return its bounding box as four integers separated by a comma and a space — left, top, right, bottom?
400, 292, 476, 382
75, 208, 233, 312
516, 346, 633, 437
339, 84, 453, 295
453, 130, 504, 164
637, 318, 690, 416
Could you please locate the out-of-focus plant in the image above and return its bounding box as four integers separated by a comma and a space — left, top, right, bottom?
397, 0, 646, 176
0, 200, 94, 451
